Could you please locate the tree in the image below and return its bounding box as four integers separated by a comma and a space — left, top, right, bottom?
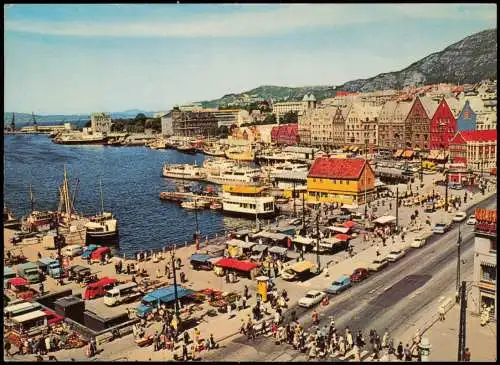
85, 120, 92, 128
135, 113, 147, 122
282, 111, 298, 124
262, 113, 277, 125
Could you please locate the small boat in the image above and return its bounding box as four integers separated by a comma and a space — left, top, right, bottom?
181, 200, 204, 210
177, 143, 197, 154
203, 145, 226, 157
21, 185, 57, 232
85, 178, 119, 244
209, 201, 222, 210
225, 147, 255, 162
162, 164, 206, 180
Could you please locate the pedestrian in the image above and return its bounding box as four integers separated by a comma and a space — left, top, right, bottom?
227, 302, 232, 319
463, 347, 471, 361
4, 341, 12, 357
244, 284, 249, 299
397, 341, 404, 360
439, 306, 445, 321
37, 251, 42, 260
376, 245, 380, 257
404, 343, 411, 361
182, 343, 189, 361
312, 309, 319, 325
153, 331, 160, 351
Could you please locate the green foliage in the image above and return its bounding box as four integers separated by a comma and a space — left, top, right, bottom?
282, 111, 298, 124
263, 113, 277, 124
135, 113, 147, 122
85, 120, 91, 128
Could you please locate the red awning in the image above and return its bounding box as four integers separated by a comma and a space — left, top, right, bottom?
334, 234, 351, 241
214, 258, 259, 272
87, 277, 117, 289
343, 221, 356, 229
9, 277, 28, 286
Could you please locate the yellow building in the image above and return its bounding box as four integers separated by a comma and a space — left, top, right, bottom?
307, 157, 376, 205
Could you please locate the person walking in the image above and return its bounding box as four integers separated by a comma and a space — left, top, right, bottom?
463, 347, 471, 361
227, 302, 232, 319
404, 343, 411, 361
312, 309, 319, 325
181, 343, 189, 361
397, 341, 404, 360
439, 306, 446, 321
376, 245, 380, 257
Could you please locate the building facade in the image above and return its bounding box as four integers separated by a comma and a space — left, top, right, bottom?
91, 112, 112, 134
344, 102, 380, 150
271, 124, 299, 145
448, 130, 497, 172
429, 98, 457, 150
161, 111, 173, 136
171, 109, 219, 137
404, 96, 438, 151
455, 100, 477, 131
274, 93, 317, 122
471, 208, 496, 320
332, 106, 349, 148
307, 158, 376, 205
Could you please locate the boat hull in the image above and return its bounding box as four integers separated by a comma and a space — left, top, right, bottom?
86, 231, 119, 245
163, 173, 206, 181
53, 139, 107, 145
221, 209, 277, 219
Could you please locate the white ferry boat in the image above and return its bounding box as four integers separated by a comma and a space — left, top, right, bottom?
202, 158, 237, 176
205, 165, 262, 186
266, 162, 310, 179
162, 164, 206, 181
222, 185, 275, 218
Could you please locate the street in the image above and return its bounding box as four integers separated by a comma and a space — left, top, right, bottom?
203, 194, 496, 362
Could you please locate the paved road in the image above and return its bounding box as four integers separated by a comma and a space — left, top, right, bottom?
204, 194, 496, 362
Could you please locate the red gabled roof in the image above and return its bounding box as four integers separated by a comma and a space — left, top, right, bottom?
459, 130, 497, 142
308, 158, 369, 180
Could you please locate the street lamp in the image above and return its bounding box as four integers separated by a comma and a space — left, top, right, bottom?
171, 250, 180, 321
456, 224, 462, 303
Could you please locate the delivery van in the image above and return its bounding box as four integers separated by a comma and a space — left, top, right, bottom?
104, 282, 140, 306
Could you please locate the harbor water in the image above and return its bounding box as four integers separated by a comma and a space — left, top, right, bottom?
3, 135, 252, 256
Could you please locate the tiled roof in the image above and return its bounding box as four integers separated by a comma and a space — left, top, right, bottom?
308, 158, 369, 179
459, 130, 497, 142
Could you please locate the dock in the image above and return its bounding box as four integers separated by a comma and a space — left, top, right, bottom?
159, 191, 223, 203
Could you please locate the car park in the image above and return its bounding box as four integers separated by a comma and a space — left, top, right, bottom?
385, 249, 406, 262
367, 258, 389, 272
452, 212, 467, 222
298, 290, 327, 308
350, 268, 369, 282
325, 275, 352, 295
466, 215, 477, 225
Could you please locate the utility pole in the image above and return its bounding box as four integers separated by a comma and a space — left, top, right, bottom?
457, 281, 467, 361
55, 214, 64, 286
420, 154, 424, 187
444, 170, 449, 213
395, 186, 399, 232
364, 139, 368, 218
293, 181, 296, 217
302, 189, 305, 225
315, 212, 321, 272
456, 224, 462, 302
171, 252, 180, 321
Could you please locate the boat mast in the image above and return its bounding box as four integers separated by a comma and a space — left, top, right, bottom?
29, 184, 35, 212
99, 177, 105, 215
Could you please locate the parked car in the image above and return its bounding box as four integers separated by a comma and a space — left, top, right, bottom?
367, 258, 389, 272
63, 244, 84, 257
449, 183, 463, 190
298, 290, 327, 308
43, 309, 64, 325
466, 215, 477, 225
433, 222, 451, 234
350, 268, 369, 283
81, 244, 101, 260
325, 275, 352, 295
452, 212, 467, 222
385, 249, 406, 262
411, 235, 428, 248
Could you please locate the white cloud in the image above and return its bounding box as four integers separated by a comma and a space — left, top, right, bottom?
5, 4, 496, 38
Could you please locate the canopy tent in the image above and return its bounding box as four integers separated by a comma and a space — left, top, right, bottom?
214, 258, 259, 272
226, 239, 256, 250
142, 285, 195, 304
341, 203, 359, 210
12, 310, 47, 324
8, 277, 28, 287
375, 179, 386, 188
328, 226, 350, 234
251, 244, 268, 253
268, 246, 288, 255
393, 149, 403, 157
254, 231, 290, 241
319, 237, 345, 249
293, 235, 315, 245
290, 260, 314, 273
373, 215, 397, 225
333, 233, 351, 241
343, 221, 356, 229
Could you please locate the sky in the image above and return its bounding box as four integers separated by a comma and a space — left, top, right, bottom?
4, 4, 497, 115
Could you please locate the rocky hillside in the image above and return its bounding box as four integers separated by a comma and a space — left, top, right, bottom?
337, 28, 497, 93
198, 28, 497, 107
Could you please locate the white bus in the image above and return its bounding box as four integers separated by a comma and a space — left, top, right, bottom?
104, 282, 140, 306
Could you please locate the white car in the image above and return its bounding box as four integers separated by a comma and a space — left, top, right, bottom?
367, 258, 389, 272
452, 212, 467, 222
466, 215, 477, 225
411, 236, 427, 248
298, 290, 327, 308
385, 249, 406, 262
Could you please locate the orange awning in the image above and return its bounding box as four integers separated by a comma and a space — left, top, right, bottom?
403, 150, 414, 158
393, 149, 403, 157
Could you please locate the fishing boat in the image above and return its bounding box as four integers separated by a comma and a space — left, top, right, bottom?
203, 145, 226, 157
181, 199, 205, 210
266, 162, 310, 179
56, 167, 89, 246
209, 201, 222, 210
146, 138, 167, 150
177, 143, 197, 154
20, 185, 57, 233
85, 178, 119, 244
205, 165, 262, 186
221, 185, 275, 218
225, 147, 255, 162
52, 129, 107, 145
162, 164, 206, 180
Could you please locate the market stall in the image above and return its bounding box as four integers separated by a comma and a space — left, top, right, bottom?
213, 257, 259, 279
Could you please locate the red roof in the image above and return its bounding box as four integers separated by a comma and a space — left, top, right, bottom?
458, 130, 497, 142
214, 258, 259, 272
309, 158, 368, 179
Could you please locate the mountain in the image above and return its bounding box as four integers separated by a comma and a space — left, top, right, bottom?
197, 28, 496, 107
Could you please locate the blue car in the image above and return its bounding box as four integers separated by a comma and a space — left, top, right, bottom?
326, 274, 351, 295
81, 244, 101, 259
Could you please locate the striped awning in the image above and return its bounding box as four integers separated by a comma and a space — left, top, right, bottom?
393, 149, 403, 157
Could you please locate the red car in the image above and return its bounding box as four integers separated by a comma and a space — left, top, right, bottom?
43, 309, 64, 325
350, 268, 369, 283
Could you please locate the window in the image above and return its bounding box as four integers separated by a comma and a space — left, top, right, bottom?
481, 264, 497, 283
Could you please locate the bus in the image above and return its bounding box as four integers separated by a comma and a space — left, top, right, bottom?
104, 282, 140, 306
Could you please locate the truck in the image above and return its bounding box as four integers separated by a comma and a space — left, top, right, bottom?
103, 282, 141, 306
4, 267, 17, 289
37, 258, 64, 279
136, 285, 194, 318
17, 262, 41, 284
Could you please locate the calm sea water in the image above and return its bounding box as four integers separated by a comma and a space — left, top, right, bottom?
3, 135, 251, 256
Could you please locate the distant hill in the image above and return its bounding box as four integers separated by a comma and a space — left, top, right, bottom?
3, 110, 155, 128
197, 28, 497, 107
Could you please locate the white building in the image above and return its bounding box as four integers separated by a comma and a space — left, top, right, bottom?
273, 94, 317, 122
161, 111, 173, 136
91, 112, 112, 134
470, 208, 496, 321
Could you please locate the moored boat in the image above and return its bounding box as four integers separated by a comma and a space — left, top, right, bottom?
85, 178, 119, 244
221, 185, 275, 218
225, 147, 255, 162
162, 164, 206, 180
177, 143, 197, 154
205, 165, 262, 186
